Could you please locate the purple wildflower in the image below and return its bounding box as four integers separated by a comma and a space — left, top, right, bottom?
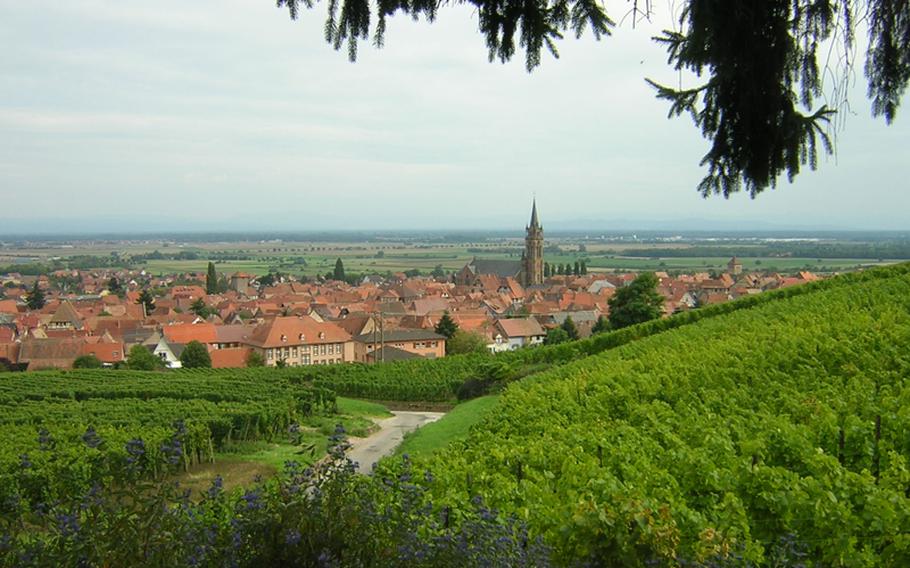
82, 427, 102, 449
285, 529, 302, 546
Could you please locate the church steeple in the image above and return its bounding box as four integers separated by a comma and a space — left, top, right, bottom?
522, 200, 544, 287
529, 198, 540, 230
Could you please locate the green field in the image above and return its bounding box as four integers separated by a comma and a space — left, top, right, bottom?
4, 237, 903, 277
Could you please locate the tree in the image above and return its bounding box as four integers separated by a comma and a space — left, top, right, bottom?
544, 263, 551, 278
26, 281, 45, 311
431, 264, 446, 279
246, 350, 266, 368
446, 330, 489, 355
573, 261, 581, 276
258, 273, 276, 287
580, 261, 588, 275
544, 327, 570, 345
591, 315, 610, 335
180, 340, 212, 369
607, 272, 665, 330
127, 345, 162, 371
561, 316, 579, 340
137, 289, 155, 316
278, 0, 908, 197
108, 276, 123, 296
205, 262, 218, 295
73, 354, 103, 369
190, 298, 212, 318
333, 258, 346, 281
435, 311, 459, 339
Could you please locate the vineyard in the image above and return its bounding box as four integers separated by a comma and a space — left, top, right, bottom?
414, 264, 910, 565
0, 369, 335, 512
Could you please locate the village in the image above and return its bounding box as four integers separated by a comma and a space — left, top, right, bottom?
0, 205, 825, 371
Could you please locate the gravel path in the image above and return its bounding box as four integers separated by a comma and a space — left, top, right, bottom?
347, 411, 444, 474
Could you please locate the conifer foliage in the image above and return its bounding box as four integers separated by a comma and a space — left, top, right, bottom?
26, 281, 45, 311
278, 0, 908, 196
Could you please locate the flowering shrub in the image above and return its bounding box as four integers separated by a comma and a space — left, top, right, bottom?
0, 423, 551, 567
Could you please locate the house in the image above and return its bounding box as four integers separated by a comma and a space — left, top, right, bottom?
146, 335, 185, 369
47, 301, 84, 331
17, 338, 84, 370
490, 317, 546, 352
243, 316, 353, 366
352, 329, 446, 362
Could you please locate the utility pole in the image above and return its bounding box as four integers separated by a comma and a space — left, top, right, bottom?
371, 309, 385, 364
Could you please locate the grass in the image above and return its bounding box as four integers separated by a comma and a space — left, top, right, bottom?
394, 396, 499, 460
175, 397, 391, 495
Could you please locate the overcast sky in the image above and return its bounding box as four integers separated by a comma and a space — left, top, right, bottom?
1, 1, 908, 233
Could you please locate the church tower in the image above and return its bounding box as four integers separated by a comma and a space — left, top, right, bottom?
522, 200, 544, 287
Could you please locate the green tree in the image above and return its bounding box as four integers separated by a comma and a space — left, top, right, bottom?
26, 281, 45, 311
206, 262, 218, 295
180, 340, 212, 369
333, 258, 346, 281
544, 327, 570, 345
278, 0, 908, 196
73, 354, 103, 369
591, 315, 610, 335
246, 350, 266, 368
544, 263, 551, 278
446, 330, 489, 355
137, 289, 155, 316
573, 261, 580, 276
258, 273, 276, 287
127, 345, 162, 371
580, 260, 588, 275
108, 276, 123, 296
435, 311, 459, 339
607, 272, 665, 330
190, 298, 212, 318
561, 316, 579, 340
431, 264, 446, 279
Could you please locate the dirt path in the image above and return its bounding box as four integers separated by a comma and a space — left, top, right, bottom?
347, 411, 444, 474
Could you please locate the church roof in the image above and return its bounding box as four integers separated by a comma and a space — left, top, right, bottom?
529, 198, 540, 229
470, 259, 522, 279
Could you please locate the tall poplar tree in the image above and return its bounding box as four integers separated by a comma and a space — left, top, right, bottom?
205, 262, 218, 295
333, 258, 345, 281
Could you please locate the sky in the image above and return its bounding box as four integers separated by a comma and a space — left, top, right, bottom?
1, 0, 908, 234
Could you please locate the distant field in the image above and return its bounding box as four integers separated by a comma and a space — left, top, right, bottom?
2, 237, 903, 276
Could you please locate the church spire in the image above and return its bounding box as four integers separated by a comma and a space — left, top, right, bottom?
529, 198, 540, 229
522, 199, 544, 287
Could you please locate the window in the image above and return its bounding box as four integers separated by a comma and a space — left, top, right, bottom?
267, 349, 274, 360
302, 355, 310, 365
292, 347, 298, 357
320, 344, 327, 355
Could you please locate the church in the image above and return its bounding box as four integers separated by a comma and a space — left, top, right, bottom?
456, 200, 544, 288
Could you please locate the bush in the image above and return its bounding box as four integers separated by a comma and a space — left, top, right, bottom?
73, 354, 103, 369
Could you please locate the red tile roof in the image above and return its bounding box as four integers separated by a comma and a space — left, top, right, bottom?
211, 347, 252, 369
162, 323, 218, 344
246, 316, 351, 348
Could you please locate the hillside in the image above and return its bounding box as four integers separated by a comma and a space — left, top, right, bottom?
417, 265, 910, 565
